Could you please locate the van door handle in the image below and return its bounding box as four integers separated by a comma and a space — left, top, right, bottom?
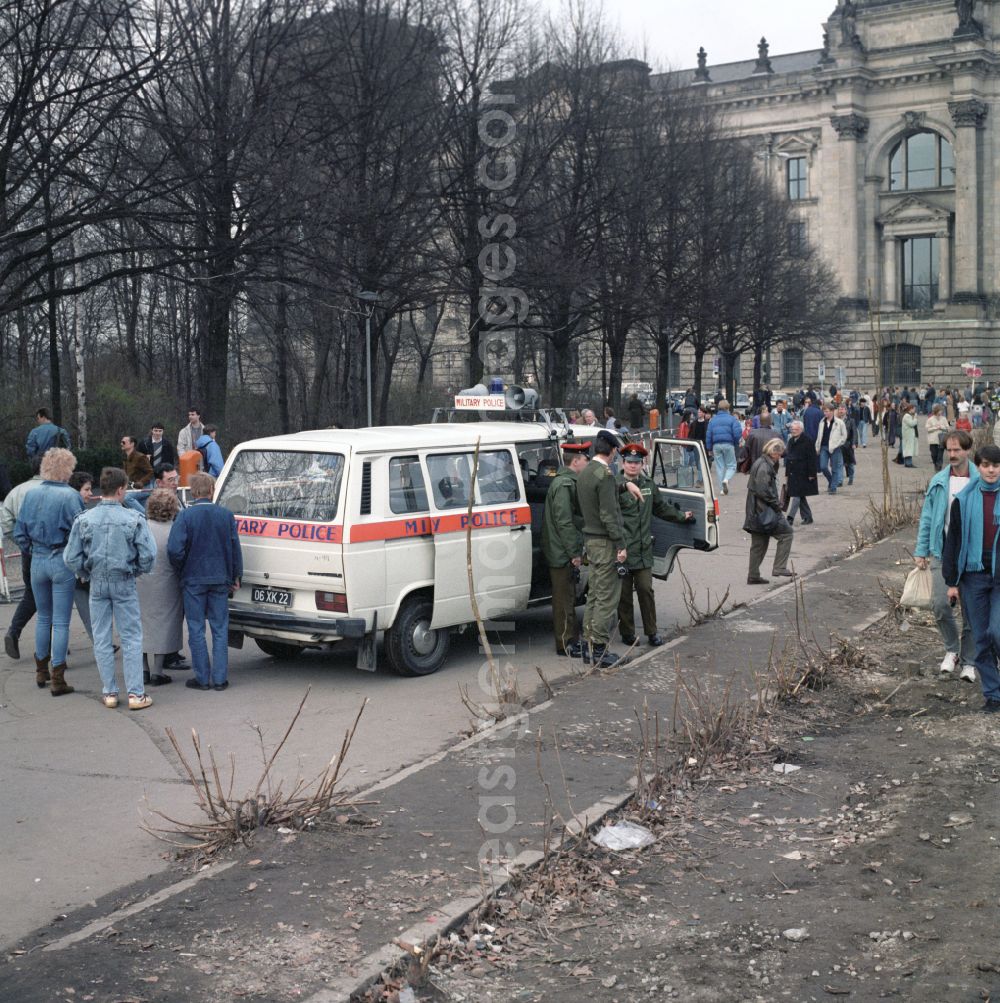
510, 525, 528, 533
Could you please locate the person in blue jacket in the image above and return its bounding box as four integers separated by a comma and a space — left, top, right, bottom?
943, 443, 1000, 712
25, 408, 70, 459
195, 426, 225, 478
167, 472, 242, 690
705, 400, 743, 496
914, 429, 978, 680
801, 397, 823, 443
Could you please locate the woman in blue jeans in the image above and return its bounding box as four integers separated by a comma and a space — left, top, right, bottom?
943, 444, 1000, 712
12, 448, 84, 695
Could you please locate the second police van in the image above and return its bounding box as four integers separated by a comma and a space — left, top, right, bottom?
214, 407, 719, 676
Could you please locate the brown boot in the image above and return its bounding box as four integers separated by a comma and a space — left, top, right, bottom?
50, 663, 74, 697
34, 655, 51, 689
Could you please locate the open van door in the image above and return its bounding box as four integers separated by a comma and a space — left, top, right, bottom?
649, 438, 719, 580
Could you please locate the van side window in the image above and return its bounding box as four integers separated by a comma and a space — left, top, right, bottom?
477, 450, 519, 504
388, 456, 429, 514
428, 454, 472, 509
427, 450, 520, 510
652, 442, 701, 491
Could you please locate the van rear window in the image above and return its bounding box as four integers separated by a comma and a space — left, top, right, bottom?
217, 450, 345, 522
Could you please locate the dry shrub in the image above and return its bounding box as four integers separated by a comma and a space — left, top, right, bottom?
678, 561, 732, 625
850, 489, 922, 552
670, 664, 764, 770
144, 689, 367, 857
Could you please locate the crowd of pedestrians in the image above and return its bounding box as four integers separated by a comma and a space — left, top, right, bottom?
1, 408, 241, 709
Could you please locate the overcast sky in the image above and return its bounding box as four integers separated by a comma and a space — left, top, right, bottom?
542, 1, 836, 71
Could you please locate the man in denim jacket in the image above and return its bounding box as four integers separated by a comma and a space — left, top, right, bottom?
914, 429, 979, 680
64, 467, 157, 709
167, 472, 242, 690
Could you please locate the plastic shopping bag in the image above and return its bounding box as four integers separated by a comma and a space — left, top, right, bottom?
900, 567, 933, 610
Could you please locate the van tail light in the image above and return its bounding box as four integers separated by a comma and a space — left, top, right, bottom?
315, 591, 348, 613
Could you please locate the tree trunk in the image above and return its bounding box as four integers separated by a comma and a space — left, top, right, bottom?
72, 245, 87, 449
274, 280, 290, 435
752, 345, 764, 400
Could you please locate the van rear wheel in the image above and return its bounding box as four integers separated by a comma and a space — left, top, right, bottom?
255, 638, 304, 659
385, 595, 449, 676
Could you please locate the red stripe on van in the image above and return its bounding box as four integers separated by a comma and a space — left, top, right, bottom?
350, 506, 532, 543
235, 516, 343, 544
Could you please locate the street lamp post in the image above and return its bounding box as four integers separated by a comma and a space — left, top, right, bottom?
358, 290, 378, 427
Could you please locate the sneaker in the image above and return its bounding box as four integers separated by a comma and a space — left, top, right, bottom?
960, 664, 977, 683
128, 693, 153, 711
939, 652, 959, 675
722, 481, 729, 495
982, 699, 1000, 714
102, 693, 119, 709
212, 681, 229, 691
185, 678, 211, 691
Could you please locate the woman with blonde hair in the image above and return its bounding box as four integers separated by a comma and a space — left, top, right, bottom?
12, 447, 83, 694
136, 488, 184, 686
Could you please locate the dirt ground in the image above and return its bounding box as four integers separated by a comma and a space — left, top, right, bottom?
373, 611, 1000, 1003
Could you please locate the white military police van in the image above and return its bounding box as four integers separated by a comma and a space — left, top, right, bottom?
214, 417, 718, 676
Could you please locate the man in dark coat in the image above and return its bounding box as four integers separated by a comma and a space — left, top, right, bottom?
744, 438, 794, 585
746, 414, 783, 465
541, 442, 590, 657
784, 420, 819, 526
802, 397, 824, 442
626, 394, 645, 430
139, 422, 179, 470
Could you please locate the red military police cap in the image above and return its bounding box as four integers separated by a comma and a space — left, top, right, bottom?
562, 441, 592, 453
620, 443, 648, 459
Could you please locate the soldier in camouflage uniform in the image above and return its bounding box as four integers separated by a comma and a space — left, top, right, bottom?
541, 441, 591, 657
616, 443, 694, 647
576, 431, 634, 667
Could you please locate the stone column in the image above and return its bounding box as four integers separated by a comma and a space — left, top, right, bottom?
882, 236, 898, 308
948, 98, 988, 301
830, 113, 869, 305
938, 230, 951, 303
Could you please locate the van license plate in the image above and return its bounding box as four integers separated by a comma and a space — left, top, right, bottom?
252, 586, 292, 607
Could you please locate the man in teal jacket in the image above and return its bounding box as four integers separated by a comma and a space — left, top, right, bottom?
914, 429, 978, 680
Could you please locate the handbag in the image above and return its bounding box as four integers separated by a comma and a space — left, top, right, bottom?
900, 567, 933, 609
737, 445, 752, 474
779, 484, 789, 512
753, 503, 780, 534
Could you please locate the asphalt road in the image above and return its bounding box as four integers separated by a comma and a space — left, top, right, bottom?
0, 437, 929, 948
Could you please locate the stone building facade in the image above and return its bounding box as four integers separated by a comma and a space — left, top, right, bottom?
659, 0, 1000, 393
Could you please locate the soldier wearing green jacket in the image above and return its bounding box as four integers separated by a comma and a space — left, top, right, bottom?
541, 442, 590, 657
576, 431, 634, 667
616, 442, 693, 647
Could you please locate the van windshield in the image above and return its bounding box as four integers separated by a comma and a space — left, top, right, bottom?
217, 450, 345, 522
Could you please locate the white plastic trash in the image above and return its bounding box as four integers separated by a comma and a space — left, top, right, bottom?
773, 763, 802, 775
591, 820, 656, 851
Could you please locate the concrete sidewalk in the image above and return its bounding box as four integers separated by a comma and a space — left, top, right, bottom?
0, 519, 918, 1002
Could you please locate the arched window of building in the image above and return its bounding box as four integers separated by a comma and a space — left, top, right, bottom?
781, 348, 803, 387
880, 343, 921, 386
888, 131, 955, 191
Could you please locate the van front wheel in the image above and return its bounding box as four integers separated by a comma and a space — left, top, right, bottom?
385, 596, 450, 676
